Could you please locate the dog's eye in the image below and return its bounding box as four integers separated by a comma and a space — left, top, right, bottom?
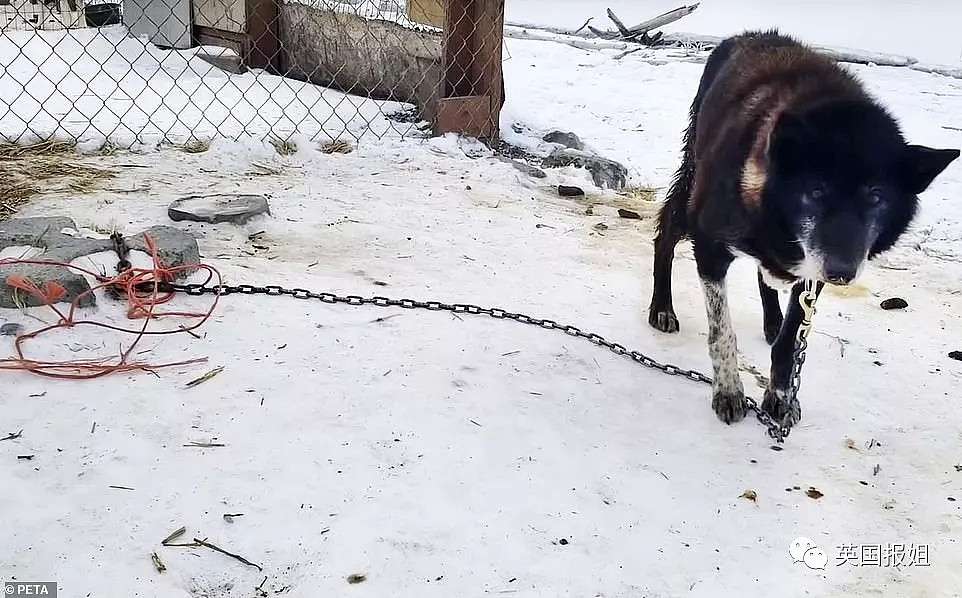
867, 186, 884, 206
808, 185, 826, 201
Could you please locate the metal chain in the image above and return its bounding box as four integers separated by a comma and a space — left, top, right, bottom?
163, 280, 808, 443
786, 279, 819, 417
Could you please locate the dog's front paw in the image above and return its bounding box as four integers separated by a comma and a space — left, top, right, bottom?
761, 387, 801, 429
712, 388, 747, 424
648, 309, 679, 333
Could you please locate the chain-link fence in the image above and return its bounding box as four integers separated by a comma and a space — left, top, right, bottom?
0, 0, 505, 146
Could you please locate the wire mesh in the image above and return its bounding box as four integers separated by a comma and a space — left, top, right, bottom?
0, 0, 505, 147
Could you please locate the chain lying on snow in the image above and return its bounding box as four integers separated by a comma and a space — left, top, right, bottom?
161, 281, 817, 443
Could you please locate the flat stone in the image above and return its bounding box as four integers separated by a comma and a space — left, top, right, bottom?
0, 217, 108, 262
541, 148, 628, 190
542, 130, 585, 151
169, 194, 271, 225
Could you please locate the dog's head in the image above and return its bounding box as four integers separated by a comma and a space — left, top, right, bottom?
765, 101, 959, 285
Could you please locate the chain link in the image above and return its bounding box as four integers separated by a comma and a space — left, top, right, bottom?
166, 281, 811, 443
785, 279, 819, 426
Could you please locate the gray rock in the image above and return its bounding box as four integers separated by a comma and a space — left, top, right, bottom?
0, 217, 108, 262
169, 194, 271, 225
498, 156, 547, 179
127, 226, 200, 279
0, 217, 200, 308
542, 130, 585, 151
541, 148, 628, 190
0, 263, 95, 309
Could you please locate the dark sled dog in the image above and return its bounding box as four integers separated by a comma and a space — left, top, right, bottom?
648, 30, 959, 429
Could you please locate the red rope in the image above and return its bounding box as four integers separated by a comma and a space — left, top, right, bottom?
0, 233, 217, 379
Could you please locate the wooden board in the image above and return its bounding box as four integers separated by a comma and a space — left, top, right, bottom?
407, 0, 445, 28
435, 95, 492, 138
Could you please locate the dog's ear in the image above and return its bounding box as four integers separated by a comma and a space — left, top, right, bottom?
897, 145, 960, 195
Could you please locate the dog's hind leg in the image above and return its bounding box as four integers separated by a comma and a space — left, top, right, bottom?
693, 236, 746, 424
762, 279, 825, 428
649, 37, 739, 335
757, 269, 783, 345
648, 198, 685, 333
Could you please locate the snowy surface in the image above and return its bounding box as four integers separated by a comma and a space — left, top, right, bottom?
2, 11, 962, 598
0, 25, 414, 146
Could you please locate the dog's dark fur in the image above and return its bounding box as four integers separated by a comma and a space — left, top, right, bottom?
648, 30, 959, 428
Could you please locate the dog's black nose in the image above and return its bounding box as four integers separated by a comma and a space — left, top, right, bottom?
824, 261, 857, 285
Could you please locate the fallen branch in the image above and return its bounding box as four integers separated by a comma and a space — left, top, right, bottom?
627, 4, 700, 34
606, 8, 632, 37
504, 26, 629, 51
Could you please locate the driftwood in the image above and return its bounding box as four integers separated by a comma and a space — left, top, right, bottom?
587, 4, 699, 45
625, 4, 700, 34
504, 26, 630, 51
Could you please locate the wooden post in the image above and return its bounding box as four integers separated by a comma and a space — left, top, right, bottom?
246, 0, 280, 72
435, 0, 505, 142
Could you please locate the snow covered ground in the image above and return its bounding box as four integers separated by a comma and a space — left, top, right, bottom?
0, 25, 411, 147
2, 8, 962, 598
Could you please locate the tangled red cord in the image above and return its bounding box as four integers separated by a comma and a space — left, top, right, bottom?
0, 233, 218, 379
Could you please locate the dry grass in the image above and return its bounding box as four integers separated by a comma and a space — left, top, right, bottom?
0, 140, 115, 220
183, 138, 211, 154
269, 137, 298, 156
320, 139, 354, 154
618, 184, 659, 203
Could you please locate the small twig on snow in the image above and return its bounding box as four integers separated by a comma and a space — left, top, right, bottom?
188, 537, 263, 571
185, 366, 224, 389
1, 430, 23, 441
